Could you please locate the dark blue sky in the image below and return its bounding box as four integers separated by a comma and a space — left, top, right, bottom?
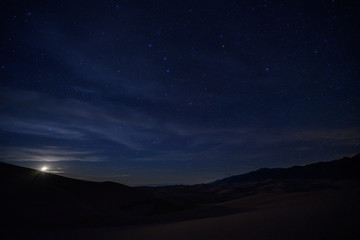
1, 0, 359, 185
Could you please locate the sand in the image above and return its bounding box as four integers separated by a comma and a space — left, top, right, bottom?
5, 181, 359, 240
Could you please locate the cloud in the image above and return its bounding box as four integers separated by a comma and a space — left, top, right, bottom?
0, 117, 85, 140
46, 170, 65, 174
20, 23, 167, 104
128, 125, 360, 163
1, 87, 359, 166
0, 88, 162, 149
0, 146, 103, 162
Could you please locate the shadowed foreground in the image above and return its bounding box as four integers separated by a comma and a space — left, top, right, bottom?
3, 181, 359, 240
120, 183, 360, 240
1, 154, 360, 239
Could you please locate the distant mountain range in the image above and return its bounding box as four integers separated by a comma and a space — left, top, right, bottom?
212, 153, 360, 184
1, 153, 359, 227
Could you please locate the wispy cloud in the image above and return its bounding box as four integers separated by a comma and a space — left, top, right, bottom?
1, 87, 359, 166
0, 146, 103, 162
0, 117, 85, 140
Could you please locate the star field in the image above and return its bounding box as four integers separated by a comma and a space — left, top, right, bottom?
0, 0, 359, 185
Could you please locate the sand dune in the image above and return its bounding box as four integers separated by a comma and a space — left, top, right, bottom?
4, 181, 359, 240
118, 182, 360, 240
2, 155, 360, 240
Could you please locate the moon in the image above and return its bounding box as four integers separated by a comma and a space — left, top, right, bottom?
41, 166, 48, 172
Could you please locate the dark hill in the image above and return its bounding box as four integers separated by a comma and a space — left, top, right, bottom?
1, 153, 359, 228
0, 162, 155, 227
0, 161, 130, 190
0, 162, 226, 227
212, 154, 360, 184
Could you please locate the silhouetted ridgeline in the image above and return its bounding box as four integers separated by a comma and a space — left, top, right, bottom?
1, 153, 359, 228
0, 162, 153, 227
212, 153, 360, 184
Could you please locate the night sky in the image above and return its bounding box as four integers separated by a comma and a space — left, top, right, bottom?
1, 0, 359, 185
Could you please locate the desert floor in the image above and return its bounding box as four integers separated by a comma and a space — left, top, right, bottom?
4, 181, 359, 240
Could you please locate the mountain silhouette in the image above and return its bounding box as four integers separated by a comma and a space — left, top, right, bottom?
212, 153, 360, 184
0, 162, 156, 227
1, 153, 359, 228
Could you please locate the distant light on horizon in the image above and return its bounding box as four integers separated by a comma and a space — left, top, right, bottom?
41, 166, 48, 172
